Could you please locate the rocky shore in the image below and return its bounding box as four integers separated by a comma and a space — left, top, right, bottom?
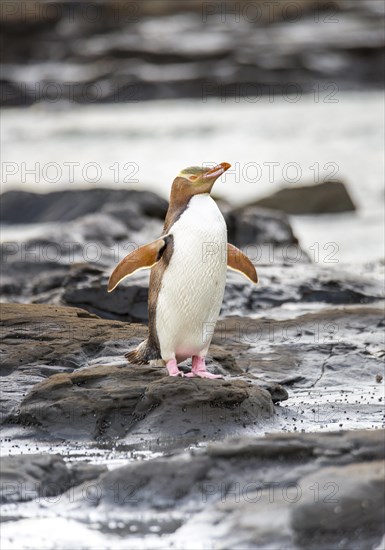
1, 0, 384, 106
1, 427, 384, 549
1, 186, 384, 549
0, 184, 379, 323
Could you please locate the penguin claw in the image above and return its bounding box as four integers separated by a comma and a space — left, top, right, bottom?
185, 369, 223, 379
166, 358, 223, 378
194, 372, 223, 379
189, 356, 223, 379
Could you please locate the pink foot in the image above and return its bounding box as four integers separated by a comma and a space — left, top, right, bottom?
166, 359, 184, 377
186, 356, 223, 379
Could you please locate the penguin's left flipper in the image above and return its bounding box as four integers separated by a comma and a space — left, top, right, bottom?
227, 243, 258, 284
108, 235, 171, 292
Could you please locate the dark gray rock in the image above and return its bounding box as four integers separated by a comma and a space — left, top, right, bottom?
0, 454, 69, 504
1, 237, 382, 322
9, 364, 275, 442
60, 266, 150, 322
94, 454, 211, 510
222, 263, 383, 317
207, 429, 385, 460
1, 303, 279, 444
0, 188, 168, 225
0, 303, 146, 374
225, 205, 300, 247
50, 429, 385, 550
202, 431, 385, 550
253, 181, 356, 215
291, 460, 385, 549
213, 307, 385, 387
0, 453, 106, 503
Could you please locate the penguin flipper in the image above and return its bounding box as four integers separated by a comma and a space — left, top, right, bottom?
227, 243, 258, 284
108, 235, 171, 292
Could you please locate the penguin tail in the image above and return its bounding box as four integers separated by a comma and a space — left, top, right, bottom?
125, 339, 161, 365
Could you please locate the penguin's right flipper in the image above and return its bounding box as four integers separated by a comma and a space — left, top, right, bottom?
108, 235, 171, 292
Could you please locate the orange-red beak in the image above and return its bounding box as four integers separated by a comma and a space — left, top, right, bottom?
203, 162, 231, 180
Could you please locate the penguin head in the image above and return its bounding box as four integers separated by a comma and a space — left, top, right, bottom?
172, 162, 231, 199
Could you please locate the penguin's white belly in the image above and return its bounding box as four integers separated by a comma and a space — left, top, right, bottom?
156, 195, 227, 362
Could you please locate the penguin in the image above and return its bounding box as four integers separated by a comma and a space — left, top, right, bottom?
108, 162, 258, 378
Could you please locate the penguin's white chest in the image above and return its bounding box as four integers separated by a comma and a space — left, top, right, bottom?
156, 195, 227, 362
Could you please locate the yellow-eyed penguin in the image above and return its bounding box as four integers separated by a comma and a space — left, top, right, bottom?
108, 162, 258, 378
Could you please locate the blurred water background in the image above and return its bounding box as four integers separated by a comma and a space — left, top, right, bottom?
1, 0, 384, 263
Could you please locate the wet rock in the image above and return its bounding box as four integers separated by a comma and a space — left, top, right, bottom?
258, 381, 289, 404
1, 303, 279, 444
76, 454, 212, 511
0, 187, 321, 321
1, 240, 382, 322
253, 181, 356, 214
207, 429, 385, 461
201, 431, 384, 550
2, 189, 379, 326
213, 307, 385, 389
222, 263, 383, 317
0, 453, 106, 504
0, 302, 147, 419
0, 302, 146, 373
0, 188, 168, 225
51, 429, 385, 550
2, 302, 384, 447
62, 263, 382, 317
61, 266, 150, 322
10, 365, 274, 442
291, 460, 385, 549
67, 462, 109, 488
0, 454, 70, 504
224, 205, 300, 247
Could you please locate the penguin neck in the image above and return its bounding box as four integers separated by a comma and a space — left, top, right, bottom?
164, 184, 211, 234
170, 191, 210, 209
